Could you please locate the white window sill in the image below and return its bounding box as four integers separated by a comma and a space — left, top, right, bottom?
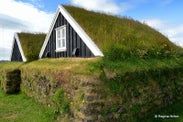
55, 48, 66, 52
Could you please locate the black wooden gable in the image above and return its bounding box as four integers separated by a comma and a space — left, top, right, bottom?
11, 38, 23, 62
42, 12, 94, 58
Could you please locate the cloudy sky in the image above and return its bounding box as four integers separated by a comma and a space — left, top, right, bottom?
0, 0, 183, 60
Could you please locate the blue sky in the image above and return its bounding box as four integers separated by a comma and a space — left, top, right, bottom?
0, 0, 183, 60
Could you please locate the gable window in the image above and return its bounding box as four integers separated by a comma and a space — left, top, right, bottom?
55, 25, 66, 52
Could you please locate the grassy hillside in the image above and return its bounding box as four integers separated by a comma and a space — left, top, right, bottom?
18, 32, 46, 62
64, 5, 183, 59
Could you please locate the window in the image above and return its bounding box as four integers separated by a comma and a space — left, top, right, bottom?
55, 25, 66, 52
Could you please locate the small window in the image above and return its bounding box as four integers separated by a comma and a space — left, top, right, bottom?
55, 25, 66, 52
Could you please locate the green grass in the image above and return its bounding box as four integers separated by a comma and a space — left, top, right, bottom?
64, 5, 183, 59
141, 101, 183, 122
18, 32, 46, 62
21, 58, 102, 75
2, 57, 183, 77
0, 89, 56, 122
101, 57, 183, 73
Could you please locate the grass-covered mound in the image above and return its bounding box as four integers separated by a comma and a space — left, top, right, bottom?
0, 57, 183, 121
64, 5, 183, 59
20, 58, 183, 121
18, 32, 46, 61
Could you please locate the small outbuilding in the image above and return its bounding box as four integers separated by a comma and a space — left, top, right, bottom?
11, 32, 46, 62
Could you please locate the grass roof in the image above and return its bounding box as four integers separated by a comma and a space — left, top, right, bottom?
64, 6, 183, 60
18, 32, 46, 62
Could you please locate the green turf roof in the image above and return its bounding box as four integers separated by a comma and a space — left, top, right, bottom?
63, 6, 183, 57
18, 32, 46, 62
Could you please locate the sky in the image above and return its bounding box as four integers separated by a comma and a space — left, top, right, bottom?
0, 0, 183, 60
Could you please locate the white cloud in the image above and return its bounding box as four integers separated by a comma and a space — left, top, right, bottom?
70, 0, 127, 15
0, 0, 54, 60
0, 13, 28, 30
143, 18, 183, 47
164, 25, 183, 46
143, 19, 165, 30
0, 0, 53, 32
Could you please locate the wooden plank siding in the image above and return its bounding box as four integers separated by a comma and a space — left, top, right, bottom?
11, 39, 23, 62
42, 13, 94, 58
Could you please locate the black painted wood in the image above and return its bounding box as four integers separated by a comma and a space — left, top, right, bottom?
11, 39, 23, 62
42, 13, 94, 58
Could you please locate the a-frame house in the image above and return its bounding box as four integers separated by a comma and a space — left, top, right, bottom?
39, 5, 104, 58
11, 32, 46, 62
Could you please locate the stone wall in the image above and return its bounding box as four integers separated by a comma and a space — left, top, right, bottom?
20, 66, 105, 121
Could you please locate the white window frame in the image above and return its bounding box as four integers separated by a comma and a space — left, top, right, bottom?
55, 25, 66, 52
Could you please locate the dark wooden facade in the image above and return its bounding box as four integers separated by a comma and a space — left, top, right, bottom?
11, 39, 23, 62
42, 13, 94, 58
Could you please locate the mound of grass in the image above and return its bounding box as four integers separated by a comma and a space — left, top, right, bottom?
64, 5, 183, 60
18, 32, 46, 62
1, 57, 183, 121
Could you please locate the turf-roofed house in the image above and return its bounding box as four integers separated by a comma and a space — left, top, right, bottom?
11, 32, 46, 62
39, 5, 104, 59
40, 5, 181, 59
